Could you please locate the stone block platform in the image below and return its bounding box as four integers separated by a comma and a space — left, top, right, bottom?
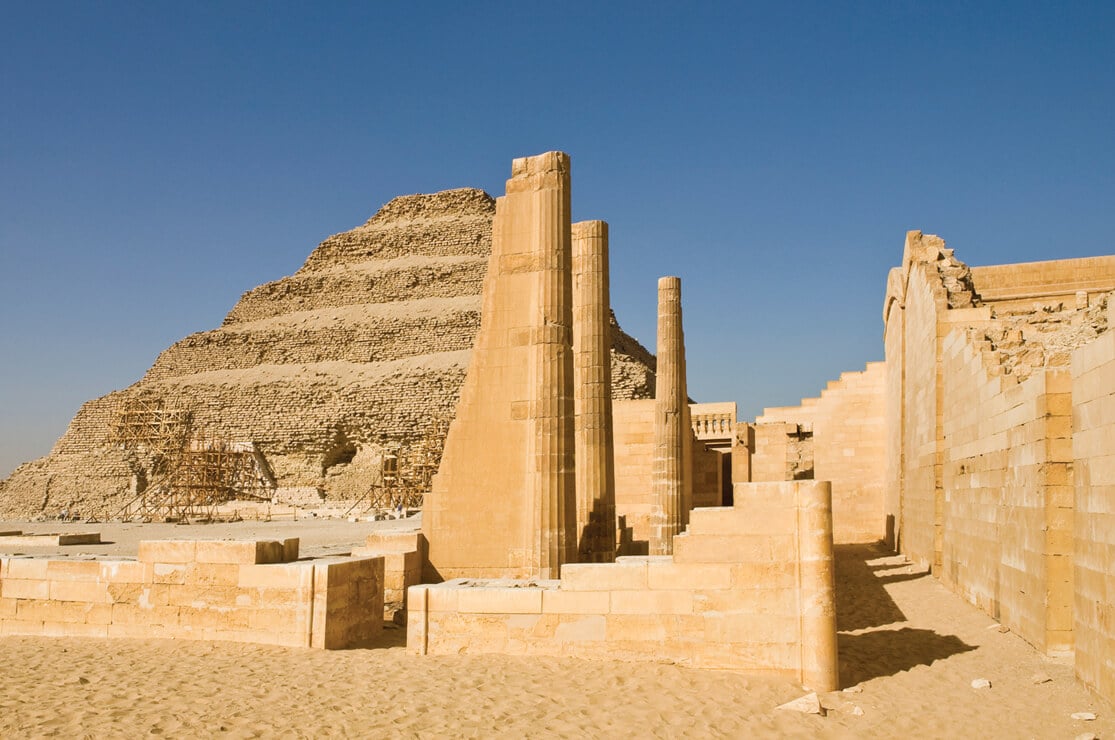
0, 538, 384, 649
408, 481, 838, 691
0, 532, 102, 547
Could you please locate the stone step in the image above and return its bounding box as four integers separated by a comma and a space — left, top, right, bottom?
224, 255, 488, 324
686, 504, 797, 537
144, 305, 480, 381
672, 531, 797, 564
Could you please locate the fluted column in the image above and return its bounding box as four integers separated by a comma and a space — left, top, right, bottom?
422, 151, 575, 580
514, 152, 576, 579
572, 220, 617, 562
650, 276, 686, 555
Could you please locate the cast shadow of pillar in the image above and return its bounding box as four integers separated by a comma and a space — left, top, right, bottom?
615, 514, 648, 557
834, 543, 976, 686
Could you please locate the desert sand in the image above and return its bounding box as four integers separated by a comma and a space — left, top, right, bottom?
1, 522, 1110, 738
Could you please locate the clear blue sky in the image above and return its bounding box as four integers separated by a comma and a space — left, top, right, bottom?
2, 2, 1113, 477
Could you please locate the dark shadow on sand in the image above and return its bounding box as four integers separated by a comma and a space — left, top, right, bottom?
838, 627, 977, 686
834, 543, 910, 631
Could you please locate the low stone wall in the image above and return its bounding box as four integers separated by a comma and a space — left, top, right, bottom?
408, 481, 837, 691
351, 531, 425, 617
0, 539, 383, 649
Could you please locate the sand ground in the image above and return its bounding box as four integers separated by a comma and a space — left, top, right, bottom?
0, 523, 1110, 738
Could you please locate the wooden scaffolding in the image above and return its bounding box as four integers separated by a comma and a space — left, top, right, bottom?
108, 398, 273, 522
346, 417, 448, 517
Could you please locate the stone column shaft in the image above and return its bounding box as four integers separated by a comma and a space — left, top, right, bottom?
797, 481, 838, 692
572, 220, 616, 562
517, 152, 576, 579
650, 276, 686, 555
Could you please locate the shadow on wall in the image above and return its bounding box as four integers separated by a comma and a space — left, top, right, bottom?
616, 515, 648, 556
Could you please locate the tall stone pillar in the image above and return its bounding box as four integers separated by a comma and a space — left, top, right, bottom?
423, 151, 576, 580
797, 480, 838, 692
650, 276, 686, 555
572, 220, 617, 562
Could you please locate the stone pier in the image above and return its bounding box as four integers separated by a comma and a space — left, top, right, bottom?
650, 276, 687, 555
423, 152, 577, 580
572, 220, 617, 562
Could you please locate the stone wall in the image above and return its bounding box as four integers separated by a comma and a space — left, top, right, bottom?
749, 422, 814, 484
0, 540, 383, 649
612, 399, 715, 554
1071, 318, 1115, 703
938, 329, 1073, 654
1, 185, 656, 519
751, 363, 887, 544
350, 531, 426, 617
408, 481, 838, 692
613, 399, 656, 553
885, 232, 1115, 704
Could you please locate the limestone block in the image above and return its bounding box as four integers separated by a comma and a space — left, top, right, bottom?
137, 584, 171, 608
17, 599, 98, 623
604, 613, 670, 642
283, 538, 300, 562
111, 603, 180, 627
705, 612, 798, 645
423, 583, 460, 613
196, 540, 273, 565
167, 585, 241, 608
310, 557, 384, 649
553, 614, 606, 642
179, 605, 252, 631
646, 561, 732, 591
42, 622, 110, 639
246, 606, 308, 633
138, 541, 198, 564
456, 586, 544, 614
186, 563, 243, 587
609, 589, 694, 615
672, 533, 794, 564
151, 563, 189, 585
99, 561, 147, 584
106, 622, 182, 640
0, 620, 45, 636
6, 559, 48, 580
363, 531, 425, 554
693, 587, 798, 616
686, 506, 796, 536
407, 585, 430, 655
560, 561, 647, 591
2, 578, 50, 600
45, 559, 102, 582
541, 589, 610, 614
238, 562, 313, 590
0, 597, 15, 618
49, 579, 111, 604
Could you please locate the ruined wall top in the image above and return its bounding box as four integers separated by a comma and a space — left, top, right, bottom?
571, 220, 608, 239
507, 151, 570, 194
